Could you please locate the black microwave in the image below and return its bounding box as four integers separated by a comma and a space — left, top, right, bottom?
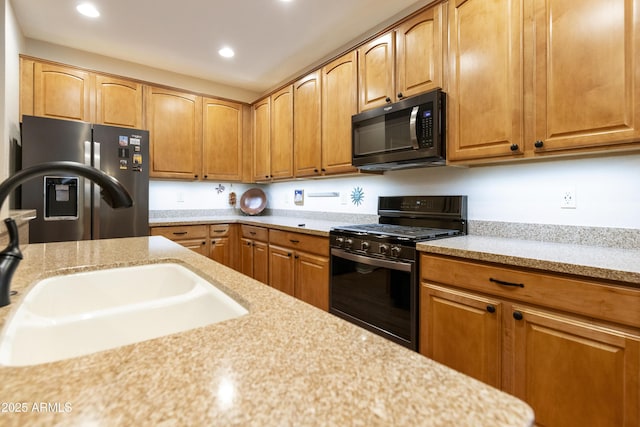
351, 89, 445, 171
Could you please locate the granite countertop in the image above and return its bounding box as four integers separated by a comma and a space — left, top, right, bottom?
0, 236, 534, 426
150, 214, 351, 236
418, 235, 640, 286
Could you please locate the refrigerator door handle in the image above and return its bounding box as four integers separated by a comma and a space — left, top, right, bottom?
92, 141, 101, 239
83, 141, 92, 240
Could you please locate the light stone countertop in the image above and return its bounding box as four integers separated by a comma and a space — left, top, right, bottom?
0, 236, 534, 426
417, 235, 640, 286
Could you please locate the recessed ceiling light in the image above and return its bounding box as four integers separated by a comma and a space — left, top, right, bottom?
218, 47, 235, 58
76, 3, 100, 18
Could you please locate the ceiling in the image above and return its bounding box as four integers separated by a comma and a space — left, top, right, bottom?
11, 0, 432, 94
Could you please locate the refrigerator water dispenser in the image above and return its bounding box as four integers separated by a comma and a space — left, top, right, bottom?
44, 176, 79, 220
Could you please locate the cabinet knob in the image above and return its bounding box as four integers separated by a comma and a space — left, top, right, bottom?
194, 174, 199, 179
287, 252, 292, 257
510, 144, 519, 152
265, 175, 269, 179
385, 97, 391, 103
204, 174, 208, 179
321, 168, 326, 172
201, 241, 206, 245
486, 305, 496, 313
397, 92, 404, 99
534, 140, 544, 148
513, 311, 523, 321
294, 255, 299, 259
314, 168, 319, 173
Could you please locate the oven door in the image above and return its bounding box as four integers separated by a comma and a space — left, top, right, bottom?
329, 248, 417, 350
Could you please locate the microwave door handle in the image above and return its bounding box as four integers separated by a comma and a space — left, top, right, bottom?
409, 106, 420, 149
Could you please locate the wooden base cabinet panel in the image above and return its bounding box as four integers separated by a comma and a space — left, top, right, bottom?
511, 306, 640, 427
294, 252, 329, 311
420, 283, 502, 388
268, 245, 295, 296
150, 225, 208, 256
240, 226, 269, 284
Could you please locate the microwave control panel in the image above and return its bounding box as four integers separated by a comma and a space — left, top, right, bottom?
417, 103, 434, 148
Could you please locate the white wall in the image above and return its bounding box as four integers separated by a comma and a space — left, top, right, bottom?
149, 180, 259, 211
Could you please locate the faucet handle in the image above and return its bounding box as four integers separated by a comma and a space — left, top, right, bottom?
0, 218, 23, 307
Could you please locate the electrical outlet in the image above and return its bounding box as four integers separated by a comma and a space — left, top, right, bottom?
560, 188, 576, 209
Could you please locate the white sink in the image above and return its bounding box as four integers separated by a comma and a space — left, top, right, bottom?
0, 263, 248, 366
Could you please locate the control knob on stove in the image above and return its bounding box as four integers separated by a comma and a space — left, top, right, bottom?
361, 241, 370, 251
379, 244, 389, 255
390, 245, 401, 257
344, 238, 353, 250
335, 237, 344, 248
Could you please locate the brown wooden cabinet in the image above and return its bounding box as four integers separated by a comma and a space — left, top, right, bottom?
150, 225, 209, 256
209, 224, 232, 267
202, 98, 244, 181
268, 230, 329, 311
420, 253, 640, 427
293, 71, 323, 177
95, 74, 143, 128
321, 52, 359, 175
448, 0, 640, 163
270, 85, 294, 180
240, 225, 269, 284
145, 86, 203, 179
21, 58, 143, 128
359, 4, 445, 112
253, 97, 271, 182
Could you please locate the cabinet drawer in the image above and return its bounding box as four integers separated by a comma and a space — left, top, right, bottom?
241, 225, 268, 242
269, 230, 329, 256
150, 225, 208, 240
209, 224, 230, 237
421, 254, 640, 328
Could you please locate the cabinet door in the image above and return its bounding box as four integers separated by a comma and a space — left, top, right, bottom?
447, 0, 524, 161
395, 4, 444, 99
294, 71, 322, 177
253, 97, 271, 181
178, 239, 208, 255
531, 0, 640, 153
420, 283, 502, 388
269, 244, 295, 296
240, 238, 254, 277
253, 241, 269, 285
511, 306, 640, 427
294, 251, 329, 311
321, 52, 359, 175
270, 86, 294, 180
210, 237, 230, 266
95, 74, 143, 128
146, 87, 202, 179
358, 32, 395, 111
203, 98, 243, 181
33, 62, 92, 122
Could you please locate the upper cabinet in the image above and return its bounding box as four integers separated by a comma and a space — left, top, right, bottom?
202, 98, 244, 181
253, 97, 271, 181
21, 58, 143, 128
358, 4, 445, 111
321, 51, 359, 175
294, 71, 323, 178
95, 74, 143, 128
447, 0, 524, 162
270, 85, 294, 180
145, 86, 203, 179
530, 0, 640, 154
448, 0, 640, 163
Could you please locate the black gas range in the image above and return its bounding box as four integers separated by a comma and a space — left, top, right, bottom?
329, 195, 467, 350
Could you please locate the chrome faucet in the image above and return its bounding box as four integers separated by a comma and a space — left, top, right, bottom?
0, 161, 133, 307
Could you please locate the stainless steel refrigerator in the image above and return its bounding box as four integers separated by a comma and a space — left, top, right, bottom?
20, 115, 149, 243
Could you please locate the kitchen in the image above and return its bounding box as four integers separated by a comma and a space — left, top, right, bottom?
1, 0, 639, 426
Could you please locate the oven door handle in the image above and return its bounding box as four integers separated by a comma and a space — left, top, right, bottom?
331, 248, 413, 272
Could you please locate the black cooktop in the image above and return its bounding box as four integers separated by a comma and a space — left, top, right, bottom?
332, 223, 462, 241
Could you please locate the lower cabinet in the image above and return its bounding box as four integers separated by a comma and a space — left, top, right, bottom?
209, 224, 236, 268
150, 225, 208, 255
268, 230, 329, 311
240, 225, 269, 284
420, 254, 640, 427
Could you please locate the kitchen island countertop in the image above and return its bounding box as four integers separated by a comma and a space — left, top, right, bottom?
0, 236, 534, 426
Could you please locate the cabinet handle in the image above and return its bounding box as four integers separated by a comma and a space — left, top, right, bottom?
201, 241, 206, 245
490, 278, 524, 288
194, 174, 199, 179
211, 241, 216, 245
534, 140, 544, 148
321, 168, 326, 172
246, 241, 252, 246
510, 144, 519, 152
213, 230, 226, 233
486, 305, 496, 313
385, 97, 391, 103
314, 168, 319, 173
287, 252, 292, 257
249, 231, 256, 235
172, 231, 188, 236
397, 92, 404, 99
265, 175, 269, 179
294, 255, 299, 259
289, 239, 300, 244
204, 174, 208, 179
513, 311, 524, 321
